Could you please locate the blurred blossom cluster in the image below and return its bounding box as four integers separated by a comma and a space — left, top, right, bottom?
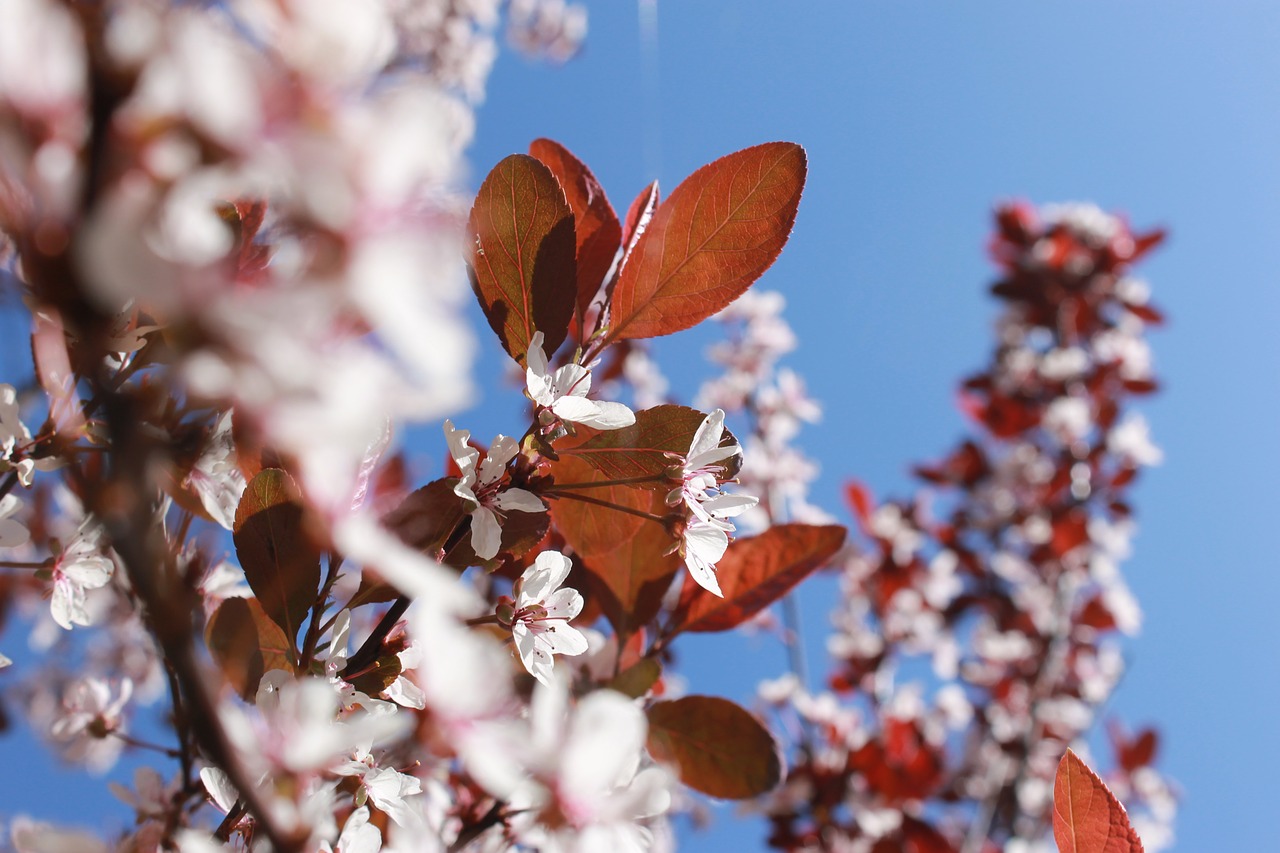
757, 202, 1176, 852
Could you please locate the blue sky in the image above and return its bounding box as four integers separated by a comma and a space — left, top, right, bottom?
4, 3, 1278, 851
465, 2, 1280, 850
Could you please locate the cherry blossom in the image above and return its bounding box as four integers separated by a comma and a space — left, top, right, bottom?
0, 384, 35, 486
500, 550, 589, 685
184, 410, 246, 530
49, 676, 133, 773
334, 747, 423, 829
526, 331, 635, 430
681, 517, 731, 597
444, 421, 545, 560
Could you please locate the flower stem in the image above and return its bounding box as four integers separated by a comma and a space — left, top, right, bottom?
0, 560, 49, 569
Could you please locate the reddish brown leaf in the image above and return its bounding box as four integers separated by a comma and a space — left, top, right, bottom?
205, 596, 293, 700
467, 154, 577, 366
233, 469, 321, 646
528, 139, 622, 332
578, 490, 682, 636
1053, 749, 1145, 853
546, 454, 648, 557
606, 142, 806, 343
645, 695, 783, 799
671, 524, 846, 634
607, 658, 662, 699
561, 404, 740, 487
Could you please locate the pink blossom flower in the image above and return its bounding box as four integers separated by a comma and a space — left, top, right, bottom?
681, 518, 730, 598
184, 410, 246, 530
526, 331, 635, 430
500, 551, 588, 685
335, 748, 423, 829
444, 421, 545, 560
50, 676, 132, 773
49, 520, 115, 630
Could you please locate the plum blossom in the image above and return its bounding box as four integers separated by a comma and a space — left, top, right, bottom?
671, 409, 757, 596
500, 550, 589, 685
681, 518, 731, 597
319, 806, 382, 853
0, 384, 35, 486
184, 410, 246, 530
334, 747, 423, 829
445, 421, 545, 560
0, 494, 29, 549
50, 676, 133, 773
49, 519, 116, 630
675, 409, 757, 526
526, 331, 635, 430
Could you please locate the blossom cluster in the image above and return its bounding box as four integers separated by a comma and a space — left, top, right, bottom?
757, 202, 1176, 852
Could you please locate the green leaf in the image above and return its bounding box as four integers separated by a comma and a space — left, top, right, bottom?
646, 695, 784, 799
232, 469, 321, 647
606, 142, 806, 343
467, 154, 577, 366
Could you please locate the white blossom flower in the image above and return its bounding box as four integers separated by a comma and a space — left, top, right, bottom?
319, 806, 382, 853
50, 676, 133, 773
0, 384, 35, 486
676, 409, 758, 527
502, 551, 589, 685
184, 410, 246, 530
49, 519, 115, 630
526, 331, 635, 430
444, 421, 545, 560
335, 747, 423, 829
681, 518, 730, 598
0, 494, 30, 549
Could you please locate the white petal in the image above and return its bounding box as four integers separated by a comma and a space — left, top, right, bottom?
541, 587, 584, 621
537, 621, 589, 657
685, 556, 723, 598
688, 409, 726, 459
199, 767, 239, 814
513, 623, 554, 685
570, 401, 636, 430
685, 442, 740, 473
684, 521, 729, 563
526, 331, 549, 379
0, 517, 30, 549
523, 550, 572, 599
478, 435, 520, 484
492, 488, 545, 514
552, 363, 591, 398
470, 507, 501, 560
443, 420, 479, 472
701, 493, 759, 519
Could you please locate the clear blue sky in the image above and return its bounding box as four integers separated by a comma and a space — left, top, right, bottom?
4, 3, 1278, 851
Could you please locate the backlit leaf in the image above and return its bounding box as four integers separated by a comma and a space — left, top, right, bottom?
233, 469, 321, 646
578, 488, 681, 636
671, 524, 846, 634
546, 453, 648, 557
1053, 749, 1145, 853
529, 139, 622, 334
620, 180, 659, 267
646, 695, 783, 799
467, 154, 577, 366
562, 405, 741, 487
606, 142, 806, 342
205, 596, 293, 700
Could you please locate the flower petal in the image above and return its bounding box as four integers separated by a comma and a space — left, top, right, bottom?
542, 587, 584, 621
470, 506, 501, 560
570, 400, 636, 430
492, 488, 545, 513
701, 493, 759, 519
537, 621, 589, 657
513, 622, 554, 686
688, 408, 727, 459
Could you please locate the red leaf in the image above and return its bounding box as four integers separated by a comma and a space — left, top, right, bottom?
671, 524, 846, 634
561, 404, 740, 486
580, 505, 681, 637
1053, 749, 1145, 853
606, 142, 806, 343
845, 480, 876, 531
546, 454, 648, 557
233, 469, 321, 647
467, 154, 577, 366
645, 696, 783, 799
528, 139, 622, 335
